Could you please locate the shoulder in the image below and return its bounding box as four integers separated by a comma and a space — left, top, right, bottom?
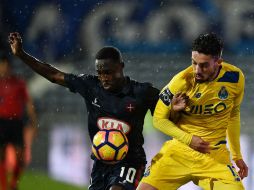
167, 66, 193, 94
65, 73, 99, 83
64, 73, 100, 93
173, 66, 193, 81
130, 79, 159, 94
218, 62, 244, 83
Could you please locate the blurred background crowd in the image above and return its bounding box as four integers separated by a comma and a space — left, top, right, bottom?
0, 0, 254, 189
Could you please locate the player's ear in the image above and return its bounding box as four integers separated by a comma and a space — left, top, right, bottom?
217, 58, 223, 65
215, 57, 223, 65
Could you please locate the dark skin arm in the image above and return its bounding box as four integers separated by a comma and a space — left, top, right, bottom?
9, 32, 66, 86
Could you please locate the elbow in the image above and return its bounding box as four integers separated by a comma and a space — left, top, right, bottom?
41, 74, 57, 83
49, 76, 57, 84
49, 73, 65, 85
153, 117, 161, 130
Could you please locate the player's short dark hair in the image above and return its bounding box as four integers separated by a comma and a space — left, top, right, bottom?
192, 33, 223, 57
95, 46, 123, 64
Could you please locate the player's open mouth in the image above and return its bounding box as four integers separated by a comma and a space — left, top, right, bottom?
195, 74, 203, 80
102, 82, 112, 89
195, 74, 206, 83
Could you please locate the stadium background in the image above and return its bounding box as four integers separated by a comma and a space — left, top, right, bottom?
1, 0, 254, 189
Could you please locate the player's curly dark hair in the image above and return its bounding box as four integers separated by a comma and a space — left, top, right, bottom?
192, 33, 223, 57
95, 46, 123, 65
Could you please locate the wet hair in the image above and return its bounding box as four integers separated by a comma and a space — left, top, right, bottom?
95, 46, 124, 65
192, 33, 223, 57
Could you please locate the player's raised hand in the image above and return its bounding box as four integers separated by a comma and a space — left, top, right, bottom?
189, 135, 210, 153
8, 32, 24, 57
171, 92, 189, 112
235, 159, 248, 179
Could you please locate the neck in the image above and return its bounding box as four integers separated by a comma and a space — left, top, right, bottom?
119, 76, 126, 85
209, 65, 222, 81
116, 77, 126, 90
108, 76, 126, 93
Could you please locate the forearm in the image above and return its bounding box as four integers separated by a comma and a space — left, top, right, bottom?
153, 99, 193, 145
24, 125, 37, 148
153, 117, 192, 145
27, 100, 38, 129
227, 106, 242, 161
18, 50, 66, 86
25, 99, 38, 147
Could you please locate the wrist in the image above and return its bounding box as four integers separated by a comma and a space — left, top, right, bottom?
17, 49, 26, 58
179, 133, 193, 145
233, 156, 243, 162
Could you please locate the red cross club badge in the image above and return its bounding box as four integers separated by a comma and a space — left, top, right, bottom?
126, 103, 135, 112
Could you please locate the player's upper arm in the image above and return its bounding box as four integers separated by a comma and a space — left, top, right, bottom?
153, 83, 193, 145
154, 86, 173, 117
154, 99, 171, 119
154, 71, 189, 119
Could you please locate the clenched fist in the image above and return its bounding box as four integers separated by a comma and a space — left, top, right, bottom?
8, 32, 24, 57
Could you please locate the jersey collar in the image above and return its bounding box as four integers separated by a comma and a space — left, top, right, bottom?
120, 76, 131, 95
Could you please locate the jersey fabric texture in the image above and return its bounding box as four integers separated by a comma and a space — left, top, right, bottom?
141, 62, 245, 189
0, 76, 28, 120
64, 74, 159, 189
0, 76, 28, 146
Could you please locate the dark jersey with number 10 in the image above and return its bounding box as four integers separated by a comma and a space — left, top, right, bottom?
64, 74, 159, 165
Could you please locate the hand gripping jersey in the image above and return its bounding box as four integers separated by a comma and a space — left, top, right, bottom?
65, 74, 159, 165
154, 62, 244, 161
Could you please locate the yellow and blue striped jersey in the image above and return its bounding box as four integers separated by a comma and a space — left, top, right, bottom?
154, 62, 245, 161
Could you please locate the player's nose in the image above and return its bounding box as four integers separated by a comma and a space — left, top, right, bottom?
99, 74, 109, 80
194, 65, 202, 74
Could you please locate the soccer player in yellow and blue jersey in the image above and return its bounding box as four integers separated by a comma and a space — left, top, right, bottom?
137, 33, 248, 190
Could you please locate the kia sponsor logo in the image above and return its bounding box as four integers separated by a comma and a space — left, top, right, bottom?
97, 117, 131, 134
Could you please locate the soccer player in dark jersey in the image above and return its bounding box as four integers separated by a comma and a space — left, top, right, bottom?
0, 54, 37, 190
8, 32, 160, 190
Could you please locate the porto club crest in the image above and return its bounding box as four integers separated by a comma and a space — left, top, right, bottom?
218, 86, 228, 100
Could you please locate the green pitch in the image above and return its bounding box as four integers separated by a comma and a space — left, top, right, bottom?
19, 171, 87, 190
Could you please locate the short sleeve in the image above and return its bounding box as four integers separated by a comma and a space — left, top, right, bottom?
64, 73, 95, 94
234, 70, 245, 107
145, 85, 160, 115
158, 70, 189, 107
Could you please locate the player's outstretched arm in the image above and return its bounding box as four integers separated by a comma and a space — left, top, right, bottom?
9, 32, 66, 86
